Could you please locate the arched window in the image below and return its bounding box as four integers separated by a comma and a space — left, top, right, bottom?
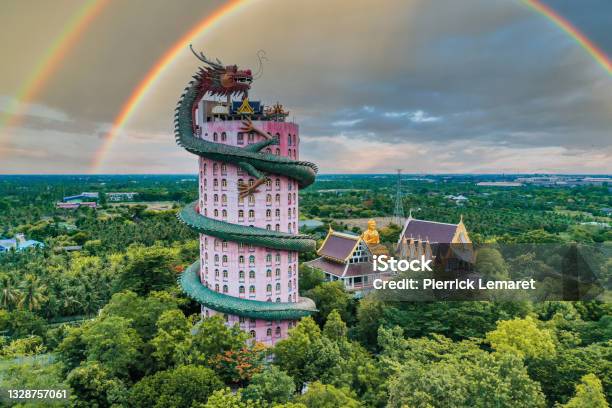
248, 195, 255, 204
221, 163, 227, 174
215, 269, 219, 277
275, 194, 280, 203
266, 269, 272, 278
275, 283, 281, 291
266, 194, 272, 204
266, 254, 272, 264
266, 224, 271, 230
266, 284, 272, 292
249, 270, 255, 279
275, 268, 280, 277
275, 326, 281, 336
223, 270, 228, 278
275, 224, 280, 232
221, 132, 227, 142
275, 148, 280, 155
249, 285, 256, 293
288, 208, 292, 218
213, 163, 218, 173
267, 328, 272, 337
239, 255, 245, 264
288, 281, 292, 289
215, 284, 219, 291
288, 266, 292, 277
239, 285, 245, 294
214, 254, 219, 264
288, 223, 292, 233
248, 210, 255, 219
213, 132, 218, 142
239, 270, 245, 279
223, 285, 228, 293
275, 297, 281, 303
221, 179, 227, 188
250, 330, 256, 338
288, 194, 292, 205
275, 253, 281, 264
266, 209, 271, 219
214, 194, 219, 203
275, 209, 280, 218
238, 209, 244, 219
266, 179, 272, 189
221, 194, 227, 205
275, 178, 281, 189
222, 255, 228, 264
222, 209, 227, 218
214, 209, 219, 217
249, 255, 255, 265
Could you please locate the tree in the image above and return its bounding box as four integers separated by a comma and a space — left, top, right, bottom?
274, 317, 343, 389
486, 316, 556, 360
560, 374, 608, 408
305, 281, 352, 325
81, 315, 143, 378
322, 309, 347, 342
0, 273, 21, 310
386, 345, 545, 407
298, 265, 325, 294
475, 247, 509, 280
3, 309, 46, 338
18, 273, 48, 311
187, 315, 249, 364
129, 365, 223, 408
150, 309, 191, 370
198, 387, 263, 408
242, 366, 296, 405
67, 362, 127, 408
114, 244, 179, 295
100, 290, 178, 340
296, 382, 361, 408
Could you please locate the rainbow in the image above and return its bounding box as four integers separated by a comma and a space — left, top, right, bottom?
90, 0, 249, 173
523, 0, 611, 75
91, 0, 611, 173
0, 0, 108, 158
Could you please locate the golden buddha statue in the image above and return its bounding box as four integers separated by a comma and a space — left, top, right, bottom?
361, 219, 380, 244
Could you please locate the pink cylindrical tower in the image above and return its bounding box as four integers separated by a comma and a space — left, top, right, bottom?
175, 50, 317, 346
197, 121, 302, 345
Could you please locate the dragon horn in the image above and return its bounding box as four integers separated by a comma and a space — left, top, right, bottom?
189, 44, 224, 69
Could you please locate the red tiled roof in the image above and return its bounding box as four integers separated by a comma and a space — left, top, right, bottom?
305, 257, 346, 277
402, 219, 457, 243
344, 262, 375, 277
318, 233, 359, 261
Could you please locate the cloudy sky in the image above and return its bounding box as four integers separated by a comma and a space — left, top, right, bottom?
0, 0, 610, 174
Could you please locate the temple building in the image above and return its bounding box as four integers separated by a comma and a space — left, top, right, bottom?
307, 216, 473, 291
398, 214, 473, 271
305, 220, 390, 292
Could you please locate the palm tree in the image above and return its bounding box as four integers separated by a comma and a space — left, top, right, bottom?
18, 274, 48, 312
0, 273, 21, 310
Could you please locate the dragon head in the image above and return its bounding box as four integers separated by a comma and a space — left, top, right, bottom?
190, 46, 252, 97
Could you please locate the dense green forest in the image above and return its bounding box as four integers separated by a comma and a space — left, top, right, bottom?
0, 174, 609, 407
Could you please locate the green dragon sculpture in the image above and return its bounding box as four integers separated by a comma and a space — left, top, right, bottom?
175, 49, 318, 319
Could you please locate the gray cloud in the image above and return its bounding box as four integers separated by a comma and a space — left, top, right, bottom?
0, 0, 610, 174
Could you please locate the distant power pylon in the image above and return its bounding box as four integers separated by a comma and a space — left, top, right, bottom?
393, 169, 405, 227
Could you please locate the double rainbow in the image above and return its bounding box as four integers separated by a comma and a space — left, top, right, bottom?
0, 0, 609, 172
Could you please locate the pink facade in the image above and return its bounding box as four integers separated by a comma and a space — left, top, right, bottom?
196, 120, 301, 345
